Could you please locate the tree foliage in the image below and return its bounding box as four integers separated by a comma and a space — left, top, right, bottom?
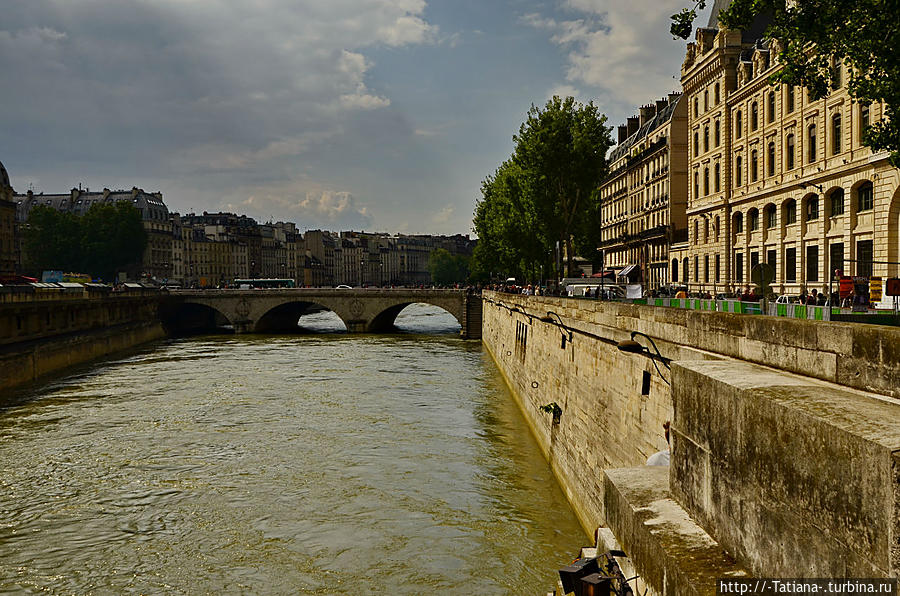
23, 202, 147, 280
473, 96, 612, 283
672, 0, 900, 165
428, 248, 471, 285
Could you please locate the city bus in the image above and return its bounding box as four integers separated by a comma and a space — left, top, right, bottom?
233, 278, 296, 289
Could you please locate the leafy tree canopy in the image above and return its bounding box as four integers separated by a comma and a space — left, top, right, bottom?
23, 202, 147, 281
428, 248, 471, 285
473, 96, 612, 283
672, 0, 900, 165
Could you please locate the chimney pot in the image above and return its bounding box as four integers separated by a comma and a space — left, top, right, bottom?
626, 116, 640, 137
617, 125, 629, 144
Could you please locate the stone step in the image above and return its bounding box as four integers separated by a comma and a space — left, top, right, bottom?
603, 466, 747, 596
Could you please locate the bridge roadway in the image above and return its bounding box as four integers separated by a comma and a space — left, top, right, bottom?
160, 288, 482, 339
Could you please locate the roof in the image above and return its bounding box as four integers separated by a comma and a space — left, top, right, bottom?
0, 161, 9, 189
707, 0, 771, 42
608, 95, 682, 163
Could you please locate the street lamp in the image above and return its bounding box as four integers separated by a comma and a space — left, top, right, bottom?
616, 331, 671, 384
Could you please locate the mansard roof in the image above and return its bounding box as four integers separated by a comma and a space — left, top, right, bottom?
608, 94, 682, 163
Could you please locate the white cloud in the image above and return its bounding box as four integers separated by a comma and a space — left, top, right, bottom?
525, 1, 689, 113
430, 204, 454, 225
232, 185, 374, 229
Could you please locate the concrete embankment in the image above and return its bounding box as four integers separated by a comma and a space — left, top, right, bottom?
0, 289, 166, 392
481, 291, 899, 594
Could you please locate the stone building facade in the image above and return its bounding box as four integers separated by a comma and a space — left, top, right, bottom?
599, 93, 689, 289
0, 161, 16, 276
680, 14, 900, 295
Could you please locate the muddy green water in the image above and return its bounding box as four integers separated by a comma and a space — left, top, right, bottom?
0, 305, 585, 594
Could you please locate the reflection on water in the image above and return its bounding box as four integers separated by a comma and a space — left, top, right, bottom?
0, 304, 585, 594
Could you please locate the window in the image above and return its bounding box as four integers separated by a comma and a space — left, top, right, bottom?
736, 156, 743, 185
694, 255, 699, 282
672, 259, 679, 282
786, 85, 795, 113
785, 199, 797, 224
768, 142, 776, 176
683, 258, 689, 283
694, 172, 699, 198
806, 195, 819, 221
829, 188, 844, 217
857, 181, 873, 212
714, 120, 721, 147
808, 124, 817, 162
734, 212, 744, 233
694, 131, 699, 156
751, 149, 758, 182
735, 252, 744, 282
786, 134, 795, 169
860, 104, 870, 142
767, 250, 777, 281
768, 92, 776, 123
749, 209, 759, 231
806, 245, 819, 282
704, 167, 710, 195
751, 101, 759, 130
830, 243, 844, 279
785, 247, 797, 282
714, 83, 720, 105
715, 216, 720, 241
704, 218, 709, 242
704, 125, 709, 152
832, 57, 842, 89
715, 254, 720, 282
832, 113, 842, 154
704, 255, 710, 283
694, 97, 699, 117
694, 219, 699, 242
766, 205, 777, 229
857, 240, 873, 277
751, 251, 759, 272
714, 162, 721, 193
704, 90, 709, 111
736, 111, 743, 138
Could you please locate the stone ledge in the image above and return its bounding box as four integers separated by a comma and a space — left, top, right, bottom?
603, 466, 747, 596
672, 359, 900, 577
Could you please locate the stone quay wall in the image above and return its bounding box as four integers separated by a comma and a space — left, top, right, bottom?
481, 291, 899, 591
0, 289, 166, 392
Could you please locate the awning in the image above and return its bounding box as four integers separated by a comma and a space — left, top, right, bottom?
617, 264, 637, 277
590, 270, 615, 280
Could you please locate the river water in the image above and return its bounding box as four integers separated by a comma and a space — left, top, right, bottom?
0, 304, 585, 594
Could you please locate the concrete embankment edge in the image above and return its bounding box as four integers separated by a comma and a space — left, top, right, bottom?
0, 322, 166, 392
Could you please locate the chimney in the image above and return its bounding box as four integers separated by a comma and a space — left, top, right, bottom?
668, 92, 682, 105
617, 125, 629, 144
656, 99, 669, 114
639, 104, 656, 127
626, 116, 640, 137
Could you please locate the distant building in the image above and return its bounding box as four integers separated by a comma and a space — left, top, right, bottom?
599, 93, 689, 289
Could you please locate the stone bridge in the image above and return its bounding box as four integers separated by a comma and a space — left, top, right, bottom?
160, 288, 482, 338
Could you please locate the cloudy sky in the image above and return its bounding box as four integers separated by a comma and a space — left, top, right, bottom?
1, 0, 708, 235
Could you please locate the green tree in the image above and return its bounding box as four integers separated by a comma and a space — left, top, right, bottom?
672, 0, 900, 165
81, 202, 146, 280
428, 248, 471, 285
512, 96, 612, 276
23, 205, 83, 274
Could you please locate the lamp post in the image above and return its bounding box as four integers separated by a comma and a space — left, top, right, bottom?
616, 331, 671, 384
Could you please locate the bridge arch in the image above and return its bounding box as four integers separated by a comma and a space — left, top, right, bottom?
161, 301, 234, 335
368, 301, 463, 333
255, 301, 348, 333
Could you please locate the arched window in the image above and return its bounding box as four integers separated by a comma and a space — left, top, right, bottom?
785, 199, 797, 224
829, 188, 845, 217
749, 208, 759, 231
768, 92, 776, 123
672, 259, 679, 282
832, 113, 842, 154
735, 155, 743, 186
857, 181, 873, 212
765, 204, 777, 229
808, 124, 817, 162
786, 134, 795, 169
751, 101, 759, 130
714, 162, 721, 193
806, 195, 819, 221
751, 149, 758, 182
714, 120, 721, 147
860, 104, 871, 143
768, 141, 776, 176
735, 111, 743, 138
734, 211, 744, 234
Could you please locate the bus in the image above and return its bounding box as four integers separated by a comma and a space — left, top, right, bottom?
233, 278, 296, 289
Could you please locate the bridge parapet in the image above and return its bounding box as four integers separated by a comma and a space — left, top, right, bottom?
161, 288, 481, 338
